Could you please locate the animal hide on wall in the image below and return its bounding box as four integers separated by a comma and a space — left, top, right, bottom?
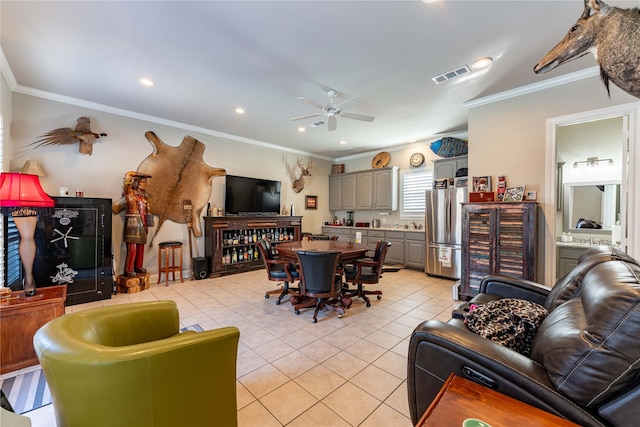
135, 131, 225, 239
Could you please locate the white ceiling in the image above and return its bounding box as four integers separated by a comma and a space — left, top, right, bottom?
1, 1, 631, 160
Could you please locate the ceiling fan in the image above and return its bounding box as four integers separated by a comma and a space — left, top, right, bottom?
291, 90, 375, 131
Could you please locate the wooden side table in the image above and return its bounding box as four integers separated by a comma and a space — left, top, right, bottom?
416, 373, 579, 427
0, 285, 67, 373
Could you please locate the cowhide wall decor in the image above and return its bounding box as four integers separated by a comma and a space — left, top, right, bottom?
136, 131, 225, 241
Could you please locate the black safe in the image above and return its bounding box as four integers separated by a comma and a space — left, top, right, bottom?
4, 197, 114, 306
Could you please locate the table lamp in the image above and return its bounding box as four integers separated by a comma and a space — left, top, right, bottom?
0, 172, 54, 296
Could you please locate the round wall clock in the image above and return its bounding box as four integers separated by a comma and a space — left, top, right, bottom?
410, 152, 425, 167
372, 151, 390, 168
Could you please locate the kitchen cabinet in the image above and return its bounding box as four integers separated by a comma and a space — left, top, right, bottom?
321, 227, 425, 269
433, 155, 468, 179
204, 216, 302, 276
461, 202, 537, 299
384, 231, 405, 265
357, 172, 374, 209
343, 174, 358, 210
328, 167, 398, 212
329, 175, 343, 210
405, 233, 425, 269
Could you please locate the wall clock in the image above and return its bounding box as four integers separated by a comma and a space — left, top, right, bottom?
410, 152, 425, 167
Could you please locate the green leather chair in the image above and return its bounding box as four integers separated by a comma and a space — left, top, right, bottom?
33, 300, 240, 427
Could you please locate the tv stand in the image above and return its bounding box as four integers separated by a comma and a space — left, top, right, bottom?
204, 215, 302, 277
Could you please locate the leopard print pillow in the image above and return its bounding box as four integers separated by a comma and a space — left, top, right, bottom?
464, 298, 548, 356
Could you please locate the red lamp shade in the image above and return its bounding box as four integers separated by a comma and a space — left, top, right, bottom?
0, 172, 54, 209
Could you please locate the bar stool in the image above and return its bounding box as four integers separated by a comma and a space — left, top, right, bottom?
158, 241, 183, 285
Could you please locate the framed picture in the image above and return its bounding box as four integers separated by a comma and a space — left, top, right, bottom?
472, 176, 492, 192
503, 186, 525, 202
305, 195, 317, 209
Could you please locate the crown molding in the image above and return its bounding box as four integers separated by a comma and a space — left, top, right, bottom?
464, 67, 601, 109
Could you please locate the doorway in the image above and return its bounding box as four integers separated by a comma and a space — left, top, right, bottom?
544, 103, 640, 284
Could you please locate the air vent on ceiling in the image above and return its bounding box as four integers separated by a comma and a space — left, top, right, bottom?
310, 120, 326, 127
432, 65, 472, 84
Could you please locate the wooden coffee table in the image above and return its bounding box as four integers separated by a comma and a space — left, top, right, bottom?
0, 285, 67, 373
416, 373, 579, 427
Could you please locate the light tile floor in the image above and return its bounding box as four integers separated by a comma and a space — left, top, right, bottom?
4, 267, 457, 427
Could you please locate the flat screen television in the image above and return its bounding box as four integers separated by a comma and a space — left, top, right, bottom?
224, 175, 281, 215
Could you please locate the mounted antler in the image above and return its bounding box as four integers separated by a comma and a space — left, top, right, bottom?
292, 159, 312, 193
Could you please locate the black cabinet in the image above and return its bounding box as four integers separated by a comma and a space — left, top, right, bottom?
32, 197, 113, 305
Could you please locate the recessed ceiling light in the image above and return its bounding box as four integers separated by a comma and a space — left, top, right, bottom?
298, 127, 306, 132
235, 107, 245, 115
339, 140, 347, 145
472, 57, 493, 70
138, 77, 155, 87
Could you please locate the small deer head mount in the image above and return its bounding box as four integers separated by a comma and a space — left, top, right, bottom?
293, 159, 312, 193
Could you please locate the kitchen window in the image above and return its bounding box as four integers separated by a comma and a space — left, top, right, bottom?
401, 169, 432, 218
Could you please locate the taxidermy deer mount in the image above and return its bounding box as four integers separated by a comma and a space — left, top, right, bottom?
534, 0, 640, 98
292, 159, 312, 193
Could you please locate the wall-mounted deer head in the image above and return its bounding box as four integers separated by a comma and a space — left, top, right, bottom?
292, 159, 312, 193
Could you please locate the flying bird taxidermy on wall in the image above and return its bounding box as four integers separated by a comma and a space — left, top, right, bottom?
32, 116, 107, 155
534, 0, 640, 98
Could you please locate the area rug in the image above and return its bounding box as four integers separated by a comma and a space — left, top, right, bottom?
0, 368, 51, 414
0, 324, 202, 414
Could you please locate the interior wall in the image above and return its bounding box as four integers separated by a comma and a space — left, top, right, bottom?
9, 93, 332, 276
468, 75, 637, 283
1, 72, 12, 170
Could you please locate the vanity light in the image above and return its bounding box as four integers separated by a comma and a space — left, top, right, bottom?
573, 157, 614, 168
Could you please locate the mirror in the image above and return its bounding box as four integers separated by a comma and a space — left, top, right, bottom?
563, 183, 620, 233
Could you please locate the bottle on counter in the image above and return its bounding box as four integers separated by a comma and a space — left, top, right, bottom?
612, 213, 622, 247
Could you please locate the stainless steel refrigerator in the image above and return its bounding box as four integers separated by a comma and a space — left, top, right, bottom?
425, 185, 468, 279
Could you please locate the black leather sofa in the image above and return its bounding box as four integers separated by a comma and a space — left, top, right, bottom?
407, 247, 640, 427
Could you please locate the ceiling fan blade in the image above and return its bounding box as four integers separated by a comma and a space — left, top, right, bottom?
291, 113, 322, 121
336, 95, 359, 107
340, 112, 375, 122
328, 116, 337, 131
297, 97, 324, 110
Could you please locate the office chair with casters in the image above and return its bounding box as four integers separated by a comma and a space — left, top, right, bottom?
291, 250, 350, 323
33, 300, 239, 427
343, 240, 391, 307
257, 238, 299, 304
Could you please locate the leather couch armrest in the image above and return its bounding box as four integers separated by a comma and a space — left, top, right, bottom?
478, 275, 550, 305
408, 320, 604, 427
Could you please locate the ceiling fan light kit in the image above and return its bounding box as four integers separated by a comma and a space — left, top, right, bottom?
291, 90, 375, 131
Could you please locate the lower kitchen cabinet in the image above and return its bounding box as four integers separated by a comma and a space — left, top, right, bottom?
385, 231, 405, 265
322, 227, 424, 269
405, 235, 425, 270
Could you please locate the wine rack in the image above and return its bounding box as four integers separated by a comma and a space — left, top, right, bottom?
204, 216, 302, 277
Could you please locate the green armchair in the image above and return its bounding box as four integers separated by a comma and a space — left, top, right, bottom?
33, 300, 240, 427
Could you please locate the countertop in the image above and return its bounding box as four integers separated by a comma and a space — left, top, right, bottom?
555, 242, 611, 249
322, 225, 425, 233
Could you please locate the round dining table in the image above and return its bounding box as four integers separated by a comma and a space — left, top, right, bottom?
275, 240, 370, 263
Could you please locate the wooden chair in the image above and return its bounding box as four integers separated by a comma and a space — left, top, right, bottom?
257, 239, 299, 304
309, 234, 338, 241
291, 251, 351, 323
342, 240, 391, 307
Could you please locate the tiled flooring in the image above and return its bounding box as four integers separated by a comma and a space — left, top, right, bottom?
4, 267, 457, 427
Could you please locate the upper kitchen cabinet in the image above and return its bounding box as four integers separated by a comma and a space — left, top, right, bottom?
328, 167, 398, 211
433, 155, 468, 179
